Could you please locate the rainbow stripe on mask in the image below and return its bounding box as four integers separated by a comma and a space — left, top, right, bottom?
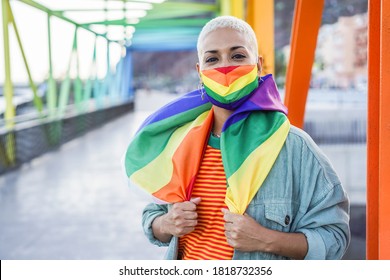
200, 64, 258, 104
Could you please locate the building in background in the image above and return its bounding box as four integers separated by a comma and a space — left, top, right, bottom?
282, 13, 367, 90
313, 13, 368, 89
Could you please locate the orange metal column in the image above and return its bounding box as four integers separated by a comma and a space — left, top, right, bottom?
378, 0, 390, 259
283, 0, 324, 128
367, 0, 380, 260
367, 0, 390, 260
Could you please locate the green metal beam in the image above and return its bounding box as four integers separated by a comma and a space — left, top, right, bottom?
1, 0, 15, 165
143, 2, 217, 20
136, 18, 211, 28
83, 17, 210, 28
47, 14, 57, 117
17, 0, 118, 43
58, 28, 79, 115
52, 8, 139, 12
2, 0, 15, 128
82, 18, 128, 26
132, 27, 201, 35
80, 2, 216, 25
9, 5, 43, 113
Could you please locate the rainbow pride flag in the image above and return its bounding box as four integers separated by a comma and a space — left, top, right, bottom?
124, 75, 290, 214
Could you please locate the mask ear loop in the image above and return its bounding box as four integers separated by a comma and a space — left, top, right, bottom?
258, 68, 264, 83
198, 81, 206, 100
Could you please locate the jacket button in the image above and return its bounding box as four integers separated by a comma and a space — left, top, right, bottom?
284, 215, 290, 225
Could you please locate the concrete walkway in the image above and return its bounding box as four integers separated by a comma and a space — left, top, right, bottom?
0, 90, 175, 260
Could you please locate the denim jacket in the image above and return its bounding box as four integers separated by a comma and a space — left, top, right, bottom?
142, 126, 350, 260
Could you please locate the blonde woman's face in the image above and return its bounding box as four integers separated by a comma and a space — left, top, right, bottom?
197, 27, 259, 71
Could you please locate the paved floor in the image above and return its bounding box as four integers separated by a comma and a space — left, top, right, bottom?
0, 90, 365, 260
0, 90, 175, 260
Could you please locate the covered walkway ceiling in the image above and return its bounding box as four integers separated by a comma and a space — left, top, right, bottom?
20, 0, 218, 51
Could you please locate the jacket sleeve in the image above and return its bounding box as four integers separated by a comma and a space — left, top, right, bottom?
297, 183, 350, 259
294, 134, 350, 260
142, 203, 171, 247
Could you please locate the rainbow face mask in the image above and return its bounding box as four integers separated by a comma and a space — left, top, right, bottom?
200, 64, 259, 110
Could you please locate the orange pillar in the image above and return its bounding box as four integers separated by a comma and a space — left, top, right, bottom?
367, 0, 390, 260
378, 0, 390, 259
283, 0, 324, 128
366, 0, 380, 260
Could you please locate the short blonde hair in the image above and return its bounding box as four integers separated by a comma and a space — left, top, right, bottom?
197, 16, 259, 61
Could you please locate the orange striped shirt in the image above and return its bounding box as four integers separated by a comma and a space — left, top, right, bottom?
178, 141, 234, 260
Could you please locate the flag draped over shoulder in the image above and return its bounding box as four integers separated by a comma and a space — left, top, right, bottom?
124, 75, 290, 214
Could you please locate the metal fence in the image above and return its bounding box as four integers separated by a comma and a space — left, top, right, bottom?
0, 101, 134, 175
304, 119, 367, 144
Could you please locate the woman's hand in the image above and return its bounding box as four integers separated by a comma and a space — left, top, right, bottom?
222, 208, 308, 259
222, 208, 271, 252
152, 198, 201, 242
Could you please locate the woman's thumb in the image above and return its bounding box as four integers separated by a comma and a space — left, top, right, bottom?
190, 197, 201, 205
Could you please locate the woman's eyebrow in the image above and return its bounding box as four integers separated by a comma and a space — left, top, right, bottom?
205, 46, 246, 54
204, 46, 246, 54
230, 46, 246, 51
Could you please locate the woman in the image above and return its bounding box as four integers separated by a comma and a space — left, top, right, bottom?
124, 16, 350, 260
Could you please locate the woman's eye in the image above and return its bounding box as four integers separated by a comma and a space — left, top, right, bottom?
232, 54, 246, 59
205, 57, 218, 63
